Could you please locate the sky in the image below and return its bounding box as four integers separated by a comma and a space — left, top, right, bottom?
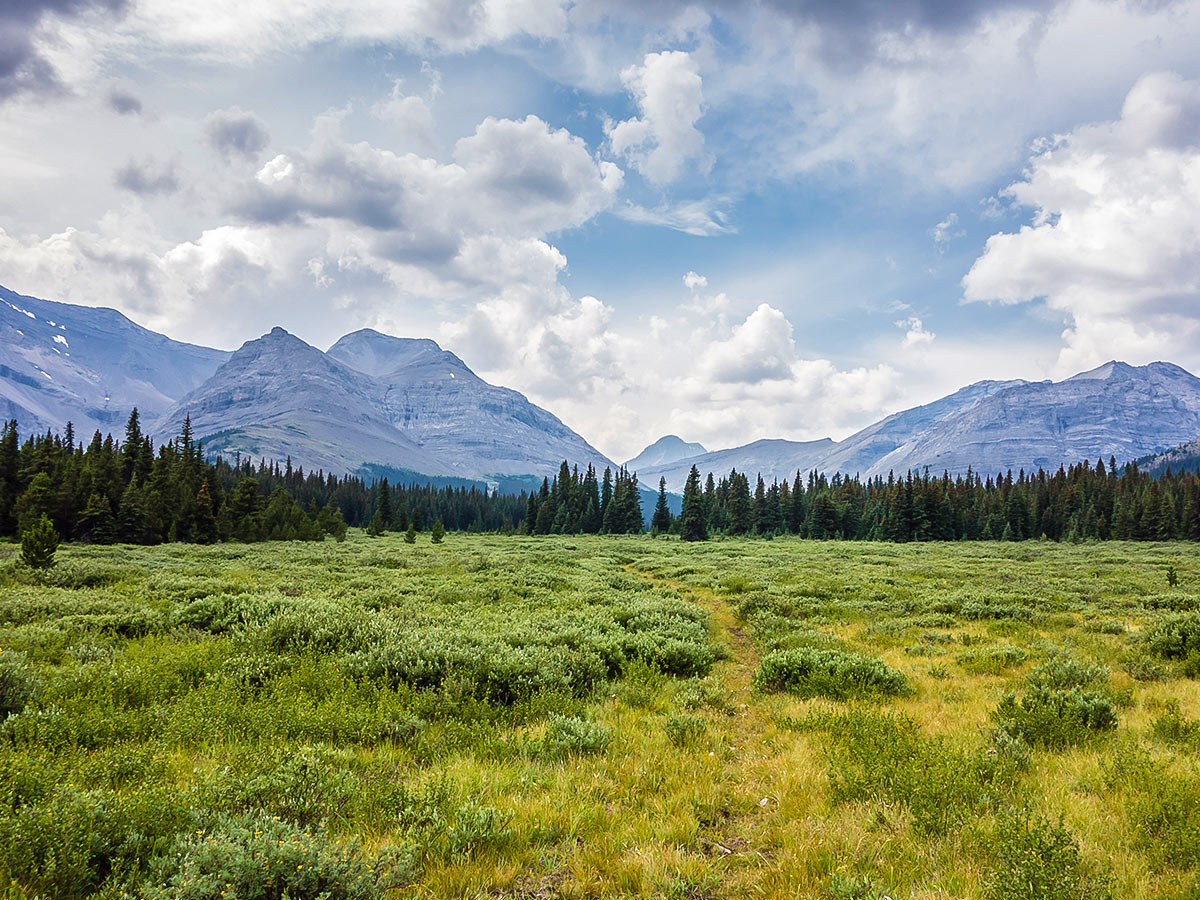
1, 0, 1199, 462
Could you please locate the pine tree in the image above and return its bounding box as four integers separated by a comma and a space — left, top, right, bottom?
680, 465, 707, 541
376, 478, 393, 530
651, 477, 672, 535
20, 514, 59, 570
431, 518, 445, 543
404, 522, 417, 543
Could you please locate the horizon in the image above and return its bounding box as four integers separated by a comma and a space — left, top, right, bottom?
2, 1, 1199, 461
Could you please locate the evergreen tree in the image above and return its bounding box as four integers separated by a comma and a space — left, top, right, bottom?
404, 522, 417, 543
375, 478, 393, 530
20, 514, 59, 570
680, 465, 707, 541
431, 518, 445, 543
651, 477, 672, 535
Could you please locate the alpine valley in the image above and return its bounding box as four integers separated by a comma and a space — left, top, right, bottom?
4, 284, 1200, 488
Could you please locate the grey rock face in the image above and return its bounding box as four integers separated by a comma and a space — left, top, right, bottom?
865, 361, 1200, 478
624, 435, 707, 471
155, 327, 613, 480
326, 329, 613, 478
0, 285, 228, 438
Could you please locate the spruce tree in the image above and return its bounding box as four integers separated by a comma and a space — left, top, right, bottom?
431, 518, 445, 543
680, 465, 707, 541
20, 514, 59, 570
404, 522, 417, 543
651, 476, 672, 535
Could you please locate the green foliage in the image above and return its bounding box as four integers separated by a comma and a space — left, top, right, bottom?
1143, 612, 1200, 661
20, 514, 59, 569
145, 812, 405, 900
0, 650, 40, 717
754, 647, 909, 699
664, 714, 707, 747
538, 715, 612, 759
404, 523, 417, 544
956, 645, 1028, 674
431, 519, 445, 543
1168, 563, 1181, 588
985, 811, 1110, 900
796, 707, 1021, 835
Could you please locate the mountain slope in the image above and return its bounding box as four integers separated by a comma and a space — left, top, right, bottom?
154, 328, 447, 477
625, 435, 707, 471
0, 285, 229, 436
636, 438, 837, 492
326, 329, 613, 479
865, 361, 1200, 477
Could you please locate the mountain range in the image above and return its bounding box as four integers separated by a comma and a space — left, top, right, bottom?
4, 283, 1200, 489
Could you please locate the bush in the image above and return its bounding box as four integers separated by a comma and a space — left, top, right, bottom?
956, 645, 1028, 675
539, 715, 612, 759
0, 651, 39, 718
754, 647, 909, 699
985, 810, 1110, 900
1144, 613, 1200, 660
145, 812, 407, 899
993, 686, 1117, 748
19, 515, 59, 570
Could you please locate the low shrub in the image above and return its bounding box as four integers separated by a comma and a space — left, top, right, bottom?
1143, 613, 1200, 660
993, 686, 1117, 748
539, 715, 612, 759
0, 650, 40, 717
1150, 700, 1200, 752
985, 810, 1110, 900
144, 812, 409, 899
754, 647, 909, 699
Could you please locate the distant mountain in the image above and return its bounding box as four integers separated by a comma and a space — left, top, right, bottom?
0, 285, 228, 436
639, 361, 1200, 490
1136, 435, 1200, 478
625, 435, 707, 471
325, 329, 613, 480
636, 438, 836, 493
157, 327, 614, 483
865, 361, 1200, 478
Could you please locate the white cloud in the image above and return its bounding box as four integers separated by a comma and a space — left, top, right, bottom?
372, 82, 437, 155
930, 212, 963, 251
897, 316, 936, 347
607, 50, 707, 184
683, 271, 707, 290
962, 71, 1200, 374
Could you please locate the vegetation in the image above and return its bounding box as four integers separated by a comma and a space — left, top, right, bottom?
0, 534, 1198, 898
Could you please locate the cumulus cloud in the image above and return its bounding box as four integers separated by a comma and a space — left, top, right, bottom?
372, 82, 437, 155
113, 157, 179, 195
683, 271, 707, 290
897, 316, 935, 347
205, 108, 270, 158
607, 50, 707, 184
962, 71, 1200, 373
0, 0, 125, 100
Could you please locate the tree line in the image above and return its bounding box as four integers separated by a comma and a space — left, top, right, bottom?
654, 458, 1200, 542
3, 411, 1199, 545
0, 413, 526, 545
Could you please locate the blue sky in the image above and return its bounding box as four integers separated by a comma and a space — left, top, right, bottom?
2, 0, 1199, 460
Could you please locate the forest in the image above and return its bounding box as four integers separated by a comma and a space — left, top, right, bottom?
2, 413, 1199, 547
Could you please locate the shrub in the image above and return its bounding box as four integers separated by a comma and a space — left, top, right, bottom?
754, 647, 909, 699
0, 651, 39, 718
539, 715, 612, 759
19, 515, 59, 570
1143, 613, 1200, 660
1150, 700, 1200, 752
985, 810, 1110, 900
993, 686, 1117, 748
431, 520, 445, 544
665, 714, 707, 747
804, 708, 1011, 835
1025, 656, 1109, 691
144, 812, 407, 899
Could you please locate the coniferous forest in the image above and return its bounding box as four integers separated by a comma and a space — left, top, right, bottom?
2, 413, 1199, 545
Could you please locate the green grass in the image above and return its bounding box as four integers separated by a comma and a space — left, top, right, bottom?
0, 534, 1199, 898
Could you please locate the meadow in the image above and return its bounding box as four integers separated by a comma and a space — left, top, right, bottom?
0, 534, 1198, 899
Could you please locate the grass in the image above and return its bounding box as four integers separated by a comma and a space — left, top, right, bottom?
0, 534, 1198, 898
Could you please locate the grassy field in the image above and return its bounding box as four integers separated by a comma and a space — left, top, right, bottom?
1, 534, 1199, 899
